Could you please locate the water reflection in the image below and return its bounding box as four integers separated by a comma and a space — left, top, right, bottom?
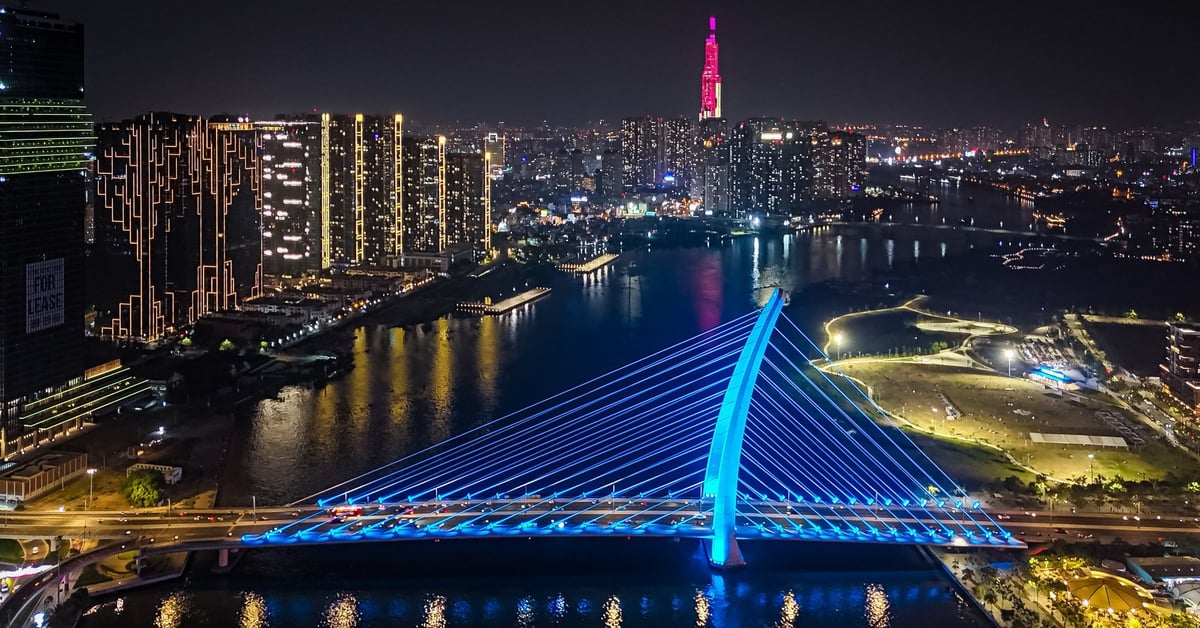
476, 315, 499, 418
321, 593, 359, 628
694, 590, 711, 627
422, 595, 446, 628
866, 583, 892, 627
548, 593, 568, 619
154, 591, 190, 628
602, 595, 623, 628
517, 595, 536, 627
777, 590, 800, 627
239, 591, 268, 628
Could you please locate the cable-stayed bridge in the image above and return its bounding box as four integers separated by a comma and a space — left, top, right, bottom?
235, 288, 1019, 567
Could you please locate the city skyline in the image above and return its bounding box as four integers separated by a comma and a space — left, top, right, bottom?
40, 0, 1198, 128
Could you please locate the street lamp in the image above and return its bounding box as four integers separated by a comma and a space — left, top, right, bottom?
1087, 453, 1095, 484
86, 468, 96, 510
1004, 348, 1015, 377
834, 333, 845, 360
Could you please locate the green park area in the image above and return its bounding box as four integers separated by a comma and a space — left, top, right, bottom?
837, 360, 1200, 485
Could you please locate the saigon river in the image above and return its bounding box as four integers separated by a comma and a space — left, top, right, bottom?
76, 205, 1022, 626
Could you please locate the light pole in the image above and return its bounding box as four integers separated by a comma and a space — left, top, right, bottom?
834, 333, 844, 360
86, 468, 96, 510
1087, 453, 1095, 484
1004, 348, 1015, 377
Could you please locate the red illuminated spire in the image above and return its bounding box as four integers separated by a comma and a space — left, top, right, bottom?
700, 16, 722, 120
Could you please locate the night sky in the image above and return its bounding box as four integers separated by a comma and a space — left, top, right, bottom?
42, 0, 1197, 128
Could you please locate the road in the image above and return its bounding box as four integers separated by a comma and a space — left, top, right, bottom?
2, 500, 1198, 550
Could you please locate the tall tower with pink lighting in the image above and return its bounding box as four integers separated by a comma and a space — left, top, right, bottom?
700, 16, 722, 120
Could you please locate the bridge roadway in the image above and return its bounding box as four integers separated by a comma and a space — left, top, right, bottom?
2, 500, 1198, 550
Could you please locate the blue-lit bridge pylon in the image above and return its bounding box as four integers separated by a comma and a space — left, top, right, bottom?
254, 289, 1019, 567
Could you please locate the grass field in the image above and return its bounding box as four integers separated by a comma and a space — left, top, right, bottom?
836, 361, 1200, 482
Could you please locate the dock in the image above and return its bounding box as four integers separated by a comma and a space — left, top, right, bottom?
457, 287, 551, 315
557, 253, 619, 274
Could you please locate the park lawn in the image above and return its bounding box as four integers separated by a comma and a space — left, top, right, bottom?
838, 361, 1200, 482
903, 430, 1033, 490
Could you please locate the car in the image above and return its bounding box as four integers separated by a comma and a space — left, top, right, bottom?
124, 530, 132, 535
30, 546, 39, 555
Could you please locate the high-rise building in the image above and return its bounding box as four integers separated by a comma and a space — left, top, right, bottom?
699, 16, 722, 120
728, 119, 810, 216
400, 134, 442, 255
318, 113, 403, 267
620, 116, 694, 192
697, 117, 729, 214
1162, 322, 1200, 411
258, 119, 321, 278
93, 114, 261, 342
811, 130, 866, 201
445, 151, 488, 254
0, 7, 94, 435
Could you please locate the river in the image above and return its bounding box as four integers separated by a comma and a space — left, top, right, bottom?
76, 186, 1023, 627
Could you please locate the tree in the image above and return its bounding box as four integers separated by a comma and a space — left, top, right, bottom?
1176, 312, 1187, 323
1125, 309, 1139, 320
120, 469, 165, 508
219, 338, 235, 351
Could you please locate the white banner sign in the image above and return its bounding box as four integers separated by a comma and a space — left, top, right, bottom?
26, 258, 64, 334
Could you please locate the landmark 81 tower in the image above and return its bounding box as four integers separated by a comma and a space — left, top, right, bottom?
700, 16, 722, 120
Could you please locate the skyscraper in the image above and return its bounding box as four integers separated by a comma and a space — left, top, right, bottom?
728, 119, 810, 217
620, 116, 694, 192
0, 6, 93, 435
257, 119, 322, 278
697, 117, 730, 214
699, 16, 722, 120
400, 134, 441, 255
319, 113, 403, 267
93, 114, 261, 342
811, 130, 866, 201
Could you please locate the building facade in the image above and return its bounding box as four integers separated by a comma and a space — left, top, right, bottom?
0, 7, 93, 434
93, 114, 261, 342
728, 119, 811, 217
620, 116, 694, 192
1162, 322, 1200, 411
258, 119, 321, 278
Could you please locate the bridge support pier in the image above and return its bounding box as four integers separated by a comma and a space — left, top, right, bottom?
702, 289, 785, 570
705, 534, 746, 570
217, 548, 229, 569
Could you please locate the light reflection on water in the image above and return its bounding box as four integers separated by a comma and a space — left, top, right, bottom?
81, 221, 1026, 628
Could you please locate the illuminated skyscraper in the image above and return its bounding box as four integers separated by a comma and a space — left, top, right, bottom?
257, 119, 321, 278
0, 6, 93, 435
399, 134, 489, 259
728, 119, 811, 216
445, 152, 488, 254
811, 130, 866, 200
320, 113, 402, 267
400, 134, 442, 254
697, 117, 730, 214
620, 116, 694, 192
93, 114, 261, 342
700, 16, 722, 120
